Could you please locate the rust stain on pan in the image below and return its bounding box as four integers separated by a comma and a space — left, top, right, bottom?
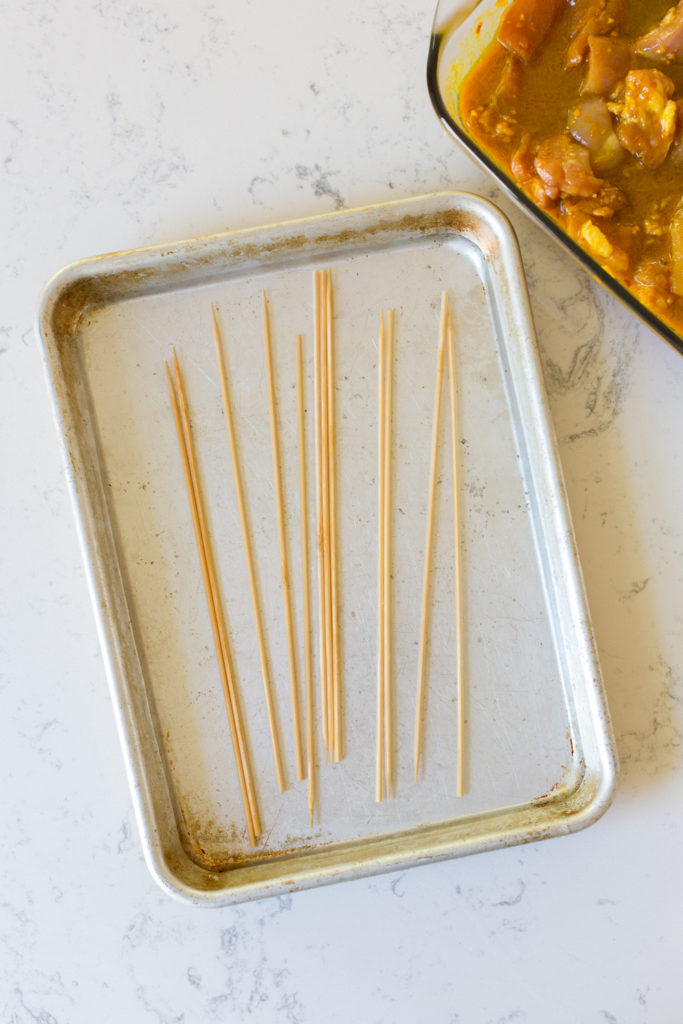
44, 207, 487, 343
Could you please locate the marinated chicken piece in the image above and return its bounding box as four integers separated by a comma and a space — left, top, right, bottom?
634, 259, 671, 290
563, 183, 627, 219
511, 133, 536, 182
672, 199, 683, 295
671, 99, 683, 162
610, 68, 677, 167
633, 258, 675, 313
510, 135, 555, 207
511, 134, 605, 207
581, 35, 632, 95
568, 96, 624, 171
533, 134, 603, 200
578, 219, 630, 271
565, 0, 626, 68
498, 0, 564, 62
635, 1, 683, 63
466, 51, 522, 142
562, 196, 633, 272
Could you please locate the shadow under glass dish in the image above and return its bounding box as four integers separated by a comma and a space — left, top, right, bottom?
426, 0, 683, 357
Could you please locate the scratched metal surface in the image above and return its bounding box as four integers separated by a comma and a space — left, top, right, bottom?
37, 193, 616, 904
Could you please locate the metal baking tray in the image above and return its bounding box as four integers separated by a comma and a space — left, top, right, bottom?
37, 192, 617, 906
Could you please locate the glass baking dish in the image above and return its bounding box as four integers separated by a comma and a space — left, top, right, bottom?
426, 0, 683, 357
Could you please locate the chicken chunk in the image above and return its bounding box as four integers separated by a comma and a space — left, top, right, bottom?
635, 1, 683, 63
581, 35, 631, 96
672, 199, 683, 296
563, 183, 628, 220
498, 0, 564, 62
533, 134, 603, 200
465, 51, 522, 143
511, 133, 605, 207
633, 258, 675, 314
610, 69, 677, 167
578, 219, 630, 271
568, 96, 624, 171
511, 133, 536, 182
562, 198, 633, 272
671, 99, 683, 162
565, 0, 626, 68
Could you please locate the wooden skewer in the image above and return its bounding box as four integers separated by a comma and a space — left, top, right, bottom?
446, 305, 465, 797
313, 272, 329, 759
376, 312, 386, 802
171, 355, 260, 835
296, 334, 315, 825
319, 273, 334, 761
414, 291, 449, 782
262, 292, 305, 782
325, 270, 342, 764
383, 309, 394, 795
211, 307, 286, 793
166, 358, 259, 845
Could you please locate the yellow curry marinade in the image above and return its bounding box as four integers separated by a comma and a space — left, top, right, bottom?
457, 0, 683, 337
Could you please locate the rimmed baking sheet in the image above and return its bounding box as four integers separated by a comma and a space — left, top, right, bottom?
37, 193, 616, 905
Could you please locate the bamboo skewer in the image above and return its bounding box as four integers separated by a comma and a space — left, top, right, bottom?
375, 308, 394, 801
319, 274, 334, 761
446, 306, 465, 797
414, 291, 449, 782
313, 268, 340, 764
166, 357, 259, 845
168, 282, 461, 836
296, 334, 315, 824
376, 312, 386, 802
313, 272, 329, 760
325, 271, 341, 764
211, 307, 286, 793
262, 293, 305, 782
382, 309, 394, 795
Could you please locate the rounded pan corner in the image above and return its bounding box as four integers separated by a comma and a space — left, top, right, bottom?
36, 257, 106, 354
36, 241, 168, 354
537, 747, 619, 844
449, 189, 528, 261
573, 748, 619, 832
136, 825, 232, 909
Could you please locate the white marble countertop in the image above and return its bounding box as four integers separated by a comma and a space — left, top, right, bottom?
2, 0, 682, 1020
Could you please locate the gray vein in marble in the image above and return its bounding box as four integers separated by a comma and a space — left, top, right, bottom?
4, 119, 24, 176
220, 924, 239, 956
493, 880, 526, 907
12, 985, 61, 1024
294, 163, 344, 209
636, 987, 649, 1007
248, 174, 276, 205
135, 985, 184, 1024
277, 990, 304, 1024
391, 874, 406, 898
619, 656, 683, 775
